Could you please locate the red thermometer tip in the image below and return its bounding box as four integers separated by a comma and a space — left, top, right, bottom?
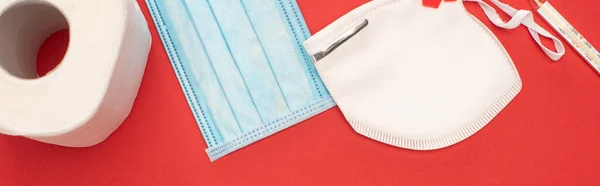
530, 0, 546, 9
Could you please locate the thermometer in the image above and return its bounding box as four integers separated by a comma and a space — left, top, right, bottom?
531, 0, 600, 75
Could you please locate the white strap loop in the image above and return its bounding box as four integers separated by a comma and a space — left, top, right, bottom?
464, 0, 565, 61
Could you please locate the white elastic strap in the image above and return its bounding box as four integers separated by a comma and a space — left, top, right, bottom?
463, 0, 565, 61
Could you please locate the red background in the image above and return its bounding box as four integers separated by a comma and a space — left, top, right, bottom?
1, 0, 600, 185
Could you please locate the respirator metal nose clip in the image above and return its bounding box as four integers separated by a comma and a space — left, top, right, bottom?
312, 19, 369, 62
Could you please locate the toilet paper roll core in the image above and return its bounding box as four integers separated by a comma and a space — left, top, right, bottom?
0, 1, 68, 79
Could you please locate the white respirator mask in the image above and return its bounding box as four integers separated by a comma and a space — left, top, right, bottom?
303, 0, 564, 149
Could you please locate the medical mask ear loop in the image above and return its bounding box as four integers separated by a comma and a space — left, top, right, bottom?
464, 0, 565, 60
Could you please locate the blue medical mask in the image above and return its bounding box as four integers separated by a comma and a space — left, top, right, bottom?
145, 0, 335, 161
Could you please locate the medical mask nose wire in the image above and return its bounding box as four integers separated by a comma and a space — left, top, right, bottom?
313, 19, 369, 62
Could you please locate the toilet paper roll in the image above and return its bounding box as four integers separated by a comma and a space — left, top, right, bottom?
0, 0, 151, 147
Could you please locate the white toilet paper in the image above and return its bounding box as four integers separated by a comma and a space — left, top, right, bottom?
0, 0, 151, 147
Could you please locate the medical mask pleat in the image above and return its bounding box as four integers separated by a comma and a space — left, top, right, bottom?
182, 0, 263, 135
146, 0, 336, 161
241, 0, 315, 111
208, 0, 294, 123
160, 1, 241, 142
276, 0, 328, 100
